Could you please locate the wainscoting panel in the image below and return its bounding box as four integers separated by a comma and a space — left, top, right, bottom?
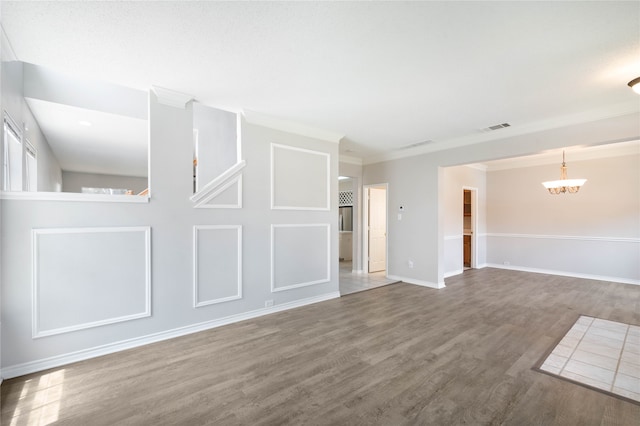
271, 224, 330, 292
271, 144, 330, 210
486, 233, 640, 284
32, 227, 151, 338
193, 225, 243, 307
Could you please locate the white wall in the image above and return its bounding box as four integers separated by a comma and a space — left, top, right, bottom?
486, 154, 640, 283
0, 93, 339, 378
442, 165, 487, 277
62, 171, 147, 194
363, 113, 640, 287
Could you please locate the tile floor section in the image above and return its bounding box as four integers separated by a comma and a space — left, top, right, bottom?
339, 261, 399, 295
539, 315, 640, 403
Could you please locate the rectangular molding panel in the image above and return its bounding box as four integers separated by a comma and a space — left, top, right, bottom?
271, 143, 330, 210
271, 224, 330, 292
193, 225, 243, 307
32, 227, 151, 338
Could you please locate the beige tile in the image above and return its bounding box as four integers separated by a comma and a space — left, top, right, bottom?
592, 318, 629, 333
576, 340, 623, 359
571, 323, 589, 333
613, 372, 640, 394
540, 363, 562, 375
558, 335, 581, 349
561, 370, 611, 391
627, 325, 640, 337
621, 349, 640, 366
576, 316, 595, 326
565, 327, 587, 339
624, 342, 640, 356
585, 327, 626, 342
581, 333, 624, 350
562, 359, 615, 385
552, 343, 576, 358
618, 361, 640, 378
542, 353, 568, 370
571, 349, 619, 371
612, 386, 640, 402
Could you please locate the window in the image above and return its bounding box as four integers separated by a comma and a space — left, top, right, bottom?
3, 115, 23, 191
25, 140, 37, 191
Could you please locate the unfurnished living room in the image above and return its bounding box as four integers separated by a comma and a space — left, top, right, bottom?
1, 2, 639, 425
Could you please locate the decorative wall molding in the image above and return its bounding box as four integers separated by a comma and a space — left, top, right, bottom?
485, 263, 640, 286
271, 144, 330, 211
193, 225, 243, 307
151, 86, 194, 109
194, 175, 242, 209
32, 227, 151, 338
2, 291, 341, 380
191, 160, 246, 206
243, 109, 344, 143
387, 275, 445, 289
486, 233, 640, 243
271, 224, 331, 292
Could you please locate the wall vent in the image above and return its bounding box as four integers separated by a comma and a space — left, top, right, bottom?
398, 140, 433, 150
482, 123, 511, 132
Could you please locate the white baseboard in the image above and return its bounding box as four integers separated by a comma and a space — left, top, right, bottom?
1, 291, 341, 380
485, 264, 640, 286
387, 275, 445, 289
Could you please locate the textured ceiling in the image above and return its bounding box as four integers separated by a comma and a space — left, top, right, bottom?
3, 1, 639, 162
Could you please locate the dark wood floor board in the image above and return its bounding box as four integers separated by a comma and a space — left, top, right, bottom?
3, 268, 640, 425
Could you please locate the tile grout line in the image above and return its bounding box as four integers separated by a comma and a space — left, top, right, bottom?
558, 315, 593, 376
611, 324, 631, 392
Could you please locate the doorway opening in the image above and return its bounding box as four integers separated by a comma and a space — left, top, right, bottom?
462, 187, 477, 270
364, 184, 388, 274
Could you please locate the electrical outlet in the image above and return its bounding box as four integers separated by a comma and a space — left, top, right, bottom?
408, 260, 414, 268
265, 300, 274, 307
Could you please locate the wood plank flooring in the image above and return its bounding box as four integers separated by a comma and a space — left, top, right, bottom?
2, 268, 640, 425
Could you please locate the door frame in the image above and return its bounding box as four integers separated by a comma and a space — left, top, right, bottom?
462, 186, 478, 269
363, 183, 388, 274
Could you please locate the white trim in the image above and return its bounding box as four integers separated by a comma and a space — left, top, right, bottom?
486, 233, 640, 243
191, 160, 246, 204
485, 264, 640, 286
271, 224, 331, 292
243, 109, 344, 143
270, 144, 330, 211
1, 291, 341, 380
444, 235, 463, 241
387, 275, 446, 289
151, 86, 194, 109
193, 225, 243, 307
0, 191, 150, 203
194, 175, 243, 209
32, 227, 152, 338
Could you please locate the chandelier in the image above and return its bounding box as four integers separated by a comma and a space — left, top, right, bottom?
541, 151, 586, 194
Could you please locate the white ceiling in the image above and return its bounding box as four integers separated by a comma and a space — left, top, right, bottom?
3, 1, 640, 164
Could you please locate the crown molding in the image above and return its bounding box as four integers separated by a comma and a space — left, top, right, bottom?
242, 110, 344, 144
363, 100, 640, 165
339, 155, 363, 166
151, 86, 194, 109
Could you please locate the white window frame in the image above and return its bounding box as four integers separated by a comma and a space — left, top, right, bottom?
25, 139, 37, 192
3, 113, 23, 192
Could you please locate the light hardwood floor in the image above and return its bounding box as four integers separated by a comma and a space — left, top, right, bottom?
2, 268, 640, 425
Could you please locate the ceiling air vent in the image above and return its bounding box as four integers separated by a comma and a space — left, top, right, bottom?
398, 140, 433, 150
483, 123, 511, 132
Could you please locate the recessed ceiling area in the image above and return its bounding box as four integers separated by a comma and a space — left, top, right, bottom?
2, 1, 639, 163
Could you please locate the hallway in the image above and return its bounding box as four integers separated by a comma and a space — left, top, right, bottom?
338, 261, 398, 295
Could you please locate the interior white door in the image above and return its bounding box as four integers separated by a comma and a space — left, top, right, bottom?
368, 187, 386, 273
